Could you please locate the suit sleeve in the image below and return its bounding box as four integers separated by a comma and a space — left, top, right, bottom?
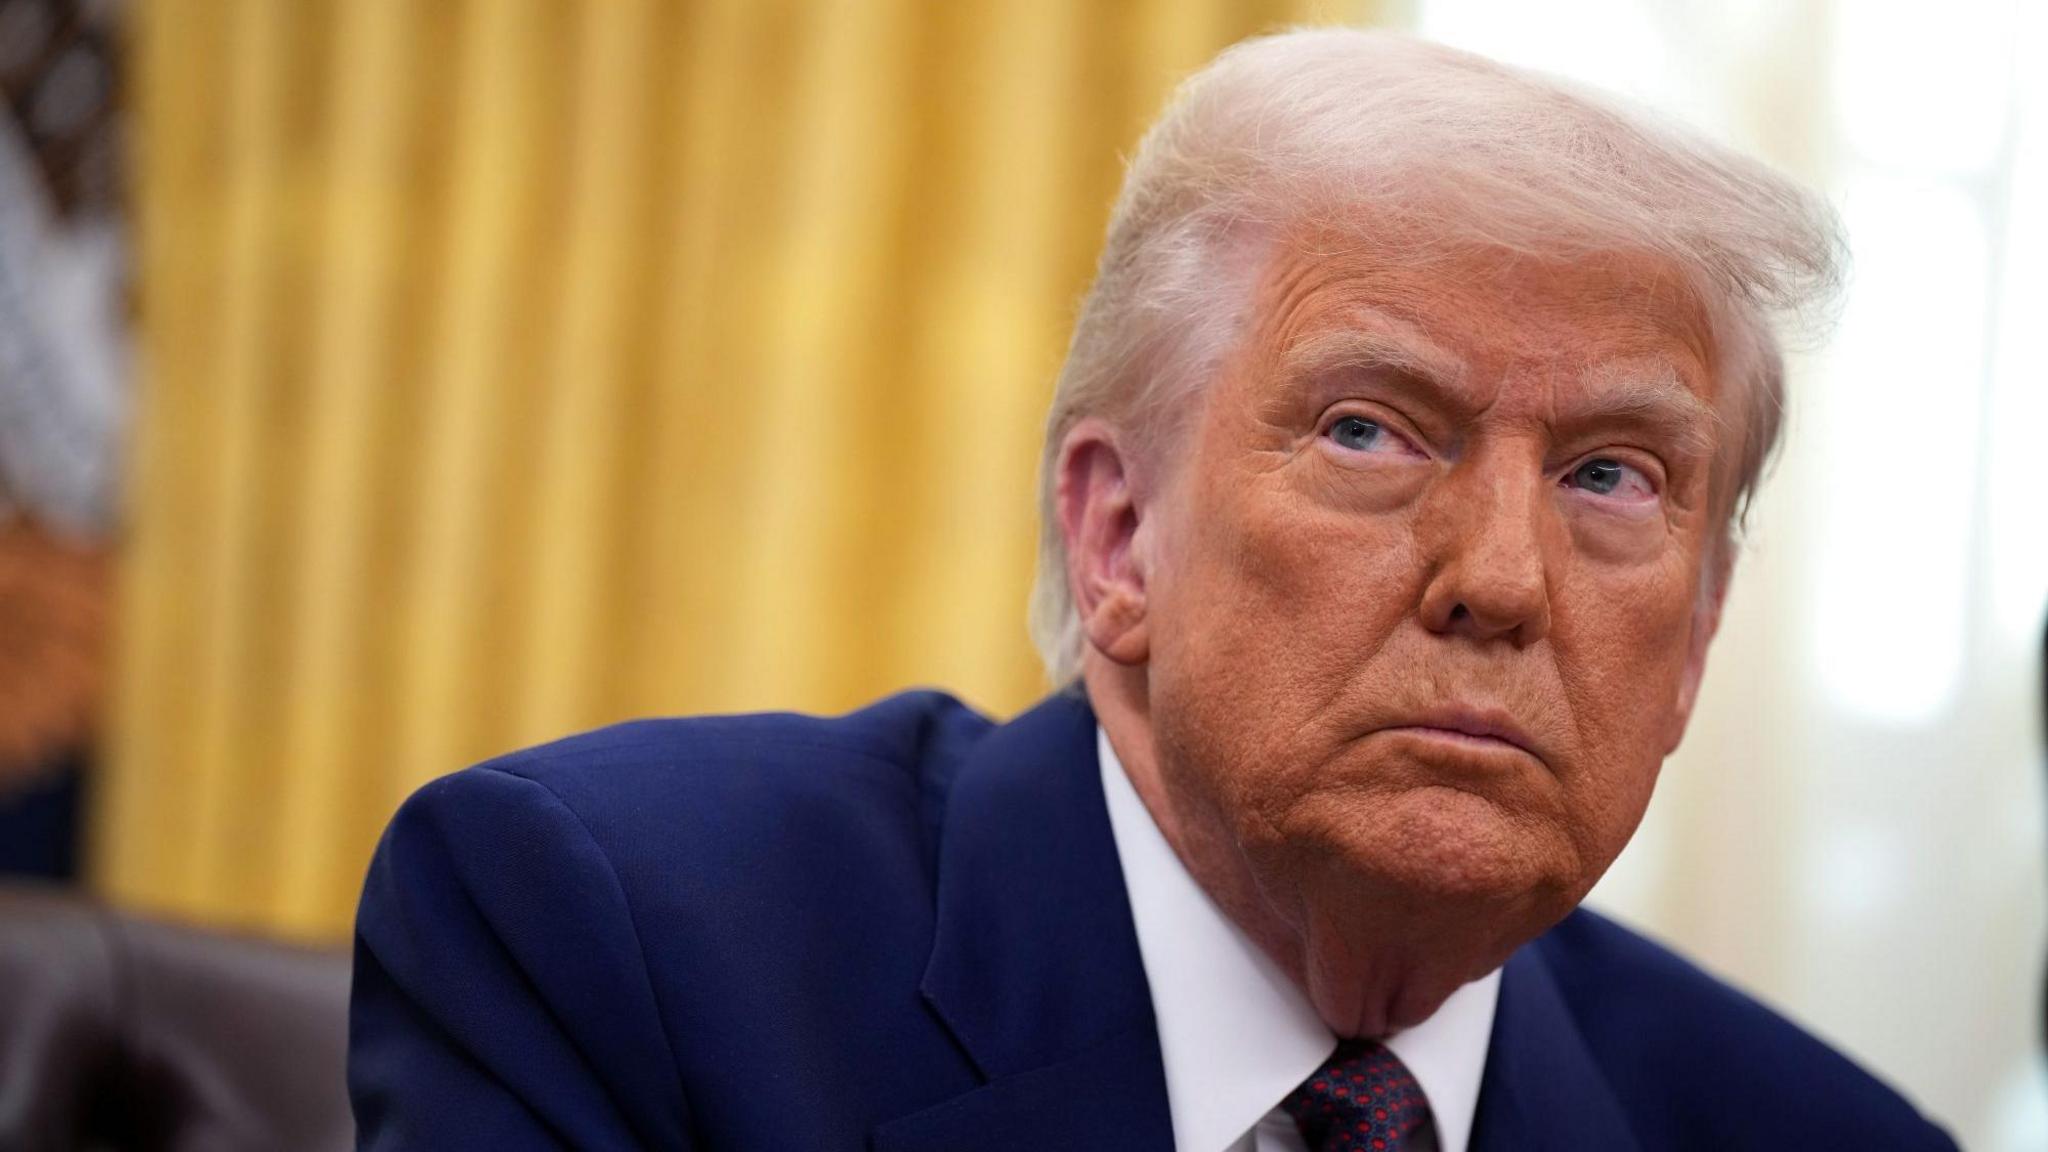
348, 766, 693, 1150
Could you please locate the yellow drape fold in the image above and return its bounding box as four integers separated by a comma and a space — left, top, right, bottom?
106, 0, 1385, 941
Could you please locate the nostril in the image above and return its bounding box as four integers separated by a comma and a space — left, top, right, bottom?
1449, 603, 1471, 622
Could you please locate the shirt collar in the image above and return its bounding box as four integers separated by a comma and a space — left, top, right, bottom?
1098, 727, 1500, 1152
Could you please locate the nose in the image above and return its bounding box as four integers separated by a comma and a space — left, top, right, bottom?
1418, 455, 1554, 646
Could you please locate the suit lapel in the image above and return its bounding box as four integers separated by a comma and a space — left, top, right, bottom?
1470, 934, 1641, 1152
875, 691, 1175, 1152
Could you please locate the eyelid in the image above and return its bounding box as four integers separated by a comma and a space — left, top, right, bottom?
1561, 455, 1661, 504
1561, 447, 1665, 493
1316, 402, 1431, 457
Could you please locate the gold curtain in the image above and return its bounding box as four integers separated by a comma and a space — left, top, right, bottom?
103, 0, 1386, 942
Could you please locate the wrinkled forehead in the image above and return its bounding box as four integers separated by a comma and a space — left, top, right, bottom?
1245, 220, 1727, 401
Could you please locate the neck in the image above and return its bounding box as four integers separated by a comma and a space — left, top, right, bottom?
1082, 656, 1316, 999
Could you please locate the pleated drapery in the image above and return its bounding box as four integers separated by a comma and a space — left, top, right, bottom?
104, 0, 1385, 941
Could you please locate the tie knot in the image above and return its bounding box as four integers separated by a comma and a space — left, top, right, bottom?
1280, 1039, 1433, 1151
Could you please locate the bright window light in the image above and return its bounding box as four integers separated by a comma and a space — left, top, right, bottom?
1833, 0, 2017, 175
1812, 172, 1989, 724
1417, 0, 1683, 113
1986, 16, 2048, 646
1802, 824, 1904, 923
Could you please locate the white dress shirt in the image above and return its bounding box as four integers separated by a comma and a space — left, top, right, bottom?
1098, 729, 1501, 1152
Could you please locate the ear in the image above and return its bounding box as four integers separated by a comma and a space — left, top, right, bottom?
1055, 419, 1152, 666
1666, 548, 1731, 754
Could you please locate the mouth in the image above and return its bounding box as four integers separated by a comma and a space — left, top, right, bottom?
1375, 706, 1544, 766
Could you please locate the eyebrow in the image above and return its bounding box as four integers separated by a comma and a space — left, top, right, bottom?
1280, 327, 1468, 391
1280, 324, 1722, 461
1569, 365, 1722, 461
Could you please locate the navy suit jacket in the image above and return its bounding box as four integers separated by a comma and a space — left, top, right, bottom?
349, 690, 1956, 1150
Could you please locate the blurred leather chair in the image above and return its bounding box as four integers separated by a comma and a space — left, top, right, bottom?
0, 884, 351, 1152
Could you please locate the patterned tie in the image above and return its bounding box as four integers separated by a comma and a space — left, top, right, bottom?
1280, 1039, 1434, 1151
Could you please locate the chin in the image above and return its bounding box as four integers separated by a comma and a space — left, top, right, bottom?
1354, 784, 1578, 900
1258, 782, 1589, 983
1278, 794, 1585, 1037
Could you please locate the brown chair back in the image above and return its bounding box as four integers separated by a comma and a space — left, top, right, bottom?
0, 884, 351, 1152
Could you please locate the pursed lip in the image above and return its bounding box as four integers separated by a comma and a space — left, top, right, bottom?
1376, 705, 1545, 765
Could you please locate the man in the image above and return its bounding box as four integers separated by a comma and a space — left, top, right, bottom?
349, 29, 1956, 1151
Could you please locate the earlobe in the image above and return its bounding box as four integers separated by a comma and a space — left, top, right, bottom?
1056, 421, 1151, 666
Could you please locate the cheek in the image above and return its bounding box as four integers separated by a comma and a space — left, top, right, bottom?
1563, 499, 1668, 565
1156, 462, 1424, 704
1556, 522, 1699, 687
1549, 552, 1698, 827
1145, 461, 1430, 821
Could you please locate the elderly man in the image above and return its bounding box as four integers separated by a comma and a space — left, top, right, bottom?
349, 29, 1955, 1152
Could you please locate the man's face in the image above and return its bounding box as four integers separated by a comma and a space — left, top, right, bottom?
1137, 232, 1731, 1027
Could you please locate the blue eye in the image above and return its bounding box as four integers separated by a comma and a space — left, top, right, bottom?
1570, 459, 1624, 494
1328, 415, 1383, 452
1565, 457, 1661, 502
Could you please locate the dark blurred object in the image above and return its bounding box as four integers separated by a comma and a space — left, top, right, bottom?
0, 749, 81, 878
0, 0, 120, 220
0, 884, 352, 1152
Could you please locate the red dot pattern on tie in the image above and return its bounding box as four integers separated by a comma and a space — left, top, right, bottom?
1279, 1039, 1434, 1152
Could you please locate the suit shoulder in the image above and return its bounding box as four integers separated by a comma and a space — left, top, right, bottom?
470, 688, 991, 811
1537, 908, 1954, 1148
404, 690, 994, 899
492, 689, 983, 777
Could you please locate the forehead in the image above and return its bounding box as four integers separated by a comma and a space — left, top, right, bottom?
1247, 229, 1722, 404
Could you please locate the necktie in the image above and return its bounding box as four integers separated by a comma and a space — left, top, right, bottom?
1279, 1039, 1434, 1151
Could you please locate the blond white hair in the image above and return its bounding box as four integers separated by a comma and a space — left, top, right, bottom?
1028, 28, 1844, 684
